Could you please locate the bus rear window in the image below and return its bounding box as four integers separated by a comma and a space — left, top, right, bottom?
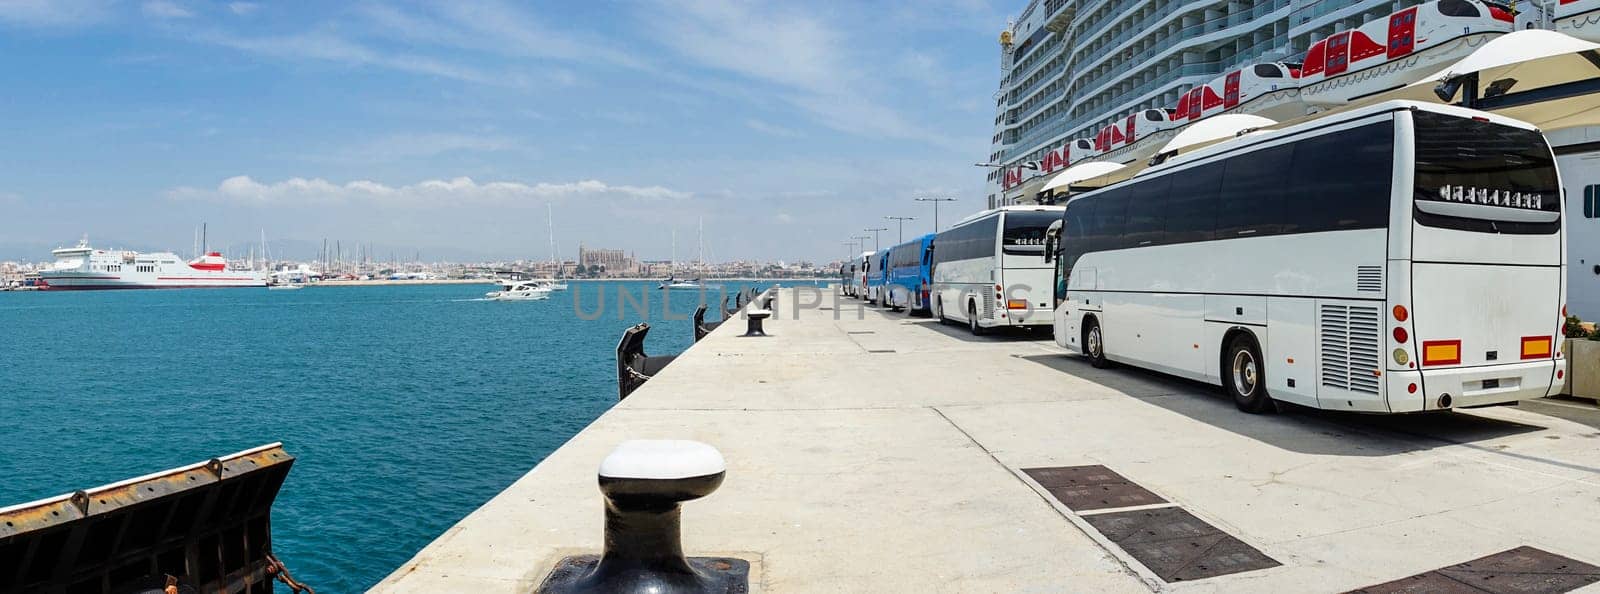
1003, 211, 1059, 254
1412, 111, 1560, 234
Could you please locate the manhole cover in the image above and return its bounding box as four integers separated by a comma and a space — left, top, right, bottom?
1085, 507, 1280, 582
1023, 465, 1166, 511
1347, 546, 1600, 594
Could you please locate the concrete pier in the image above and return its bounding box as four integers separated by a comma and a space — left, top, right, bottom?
374, 288, 1600, 593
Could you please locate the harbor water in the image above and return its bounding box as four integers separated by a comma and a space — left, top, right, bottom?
0, 280, 816, 592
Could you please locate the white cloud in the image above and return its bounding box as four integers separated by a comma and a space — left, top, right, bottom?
170, 175, 691, 204
0, 0, 113, 28
227, 2, 256, 15
745, 118, 804, 138
141, 1, 192, 19
189, 29, 517, 87
644, 0, 963, 149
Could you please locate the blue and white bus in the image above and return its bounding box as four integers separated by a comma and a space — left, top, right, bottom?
865, 250, 888, 304
1049, 101, 1565, 414
883, 233, 936, 313
930, 205, 1063, 334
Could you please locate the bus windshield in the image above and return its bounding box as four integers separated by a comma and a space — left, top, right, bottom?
1412, 111, 1560, 234
1002, 211, 1059, 255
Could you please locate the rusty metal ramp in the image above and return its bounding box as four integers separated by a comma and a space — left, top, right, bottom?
0, 443, 298, 594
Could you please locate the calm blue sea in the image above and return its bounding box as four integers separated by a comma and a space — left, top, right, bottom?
0, 280, 818, 592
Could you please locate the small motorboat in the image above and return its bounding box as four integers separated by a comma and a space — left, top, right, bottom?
486, 281, 552, 301
268, 284, 304, 291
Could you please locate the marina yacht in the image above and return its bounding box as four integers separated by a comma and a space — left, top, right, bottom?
486, 280, 552, 301
658, 277, 708, 291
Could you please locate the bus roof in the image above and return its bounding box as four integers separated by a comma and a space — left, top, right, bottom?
950, 204, 1065, 227
1153, 100, 1538, 174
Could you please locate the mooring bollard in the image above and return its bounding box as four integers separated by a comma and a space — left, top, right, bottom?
536, 440, 748, 593
742, 308, 772, 337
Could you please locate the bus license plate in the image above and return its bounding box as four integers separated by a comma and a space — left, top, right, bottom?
1482, 379, 1500, 389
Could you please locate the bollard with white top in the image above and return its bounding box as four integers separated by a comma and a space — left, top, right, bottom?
536, 440, 748, 593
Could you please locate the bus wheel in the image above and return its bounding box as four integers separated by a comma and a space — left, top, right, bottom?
1225, 334, 1273, 414
1084, 318, 1109, 368
935, 297, 948, 324
968, 302, 986, 336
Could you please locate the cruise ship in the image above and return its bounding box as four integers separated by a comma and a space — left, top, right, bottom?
37, 238, 267, 290
983, 0, 1555, 208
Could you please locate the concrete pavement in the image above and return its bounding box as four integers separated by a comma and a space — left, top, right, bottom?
374, 288, 1600, 593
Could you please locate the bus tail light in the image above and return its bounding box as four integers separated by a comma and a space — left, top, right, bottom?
1392, 305, 1408, 322
1006, 299, 1028, 310
1521, 336, 1552, 360
1393, 327, 1408, 343
1421, 340, 1461, 366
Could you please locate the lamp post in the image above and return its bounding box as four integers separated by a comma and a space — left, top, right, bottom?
914, 197, 957, 232
863, 228, 887, 252
883, 216, 915, 243
851, 235, 870, 255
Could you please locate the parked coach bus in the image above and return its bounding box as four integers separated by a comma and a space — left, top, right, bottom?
852, 251, 874, 300
1048, 101, 1565, 414
864, 250, 888, 304
883, 233, 936, 313
932, 205, 1063, 334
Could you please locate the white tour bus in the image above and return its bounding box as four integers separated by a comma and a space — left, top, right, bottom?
931, 205, 1063, 334
852, 251, 873, 300
1050, 101, 1565, 414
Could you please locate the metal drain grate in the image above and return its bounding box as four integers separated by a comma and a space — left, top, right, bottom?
1022, 465, 1167, 511
1084, 507, 1281, 582
1345, 546, 1600, 594
866, 349, 897, 353
846, 331, 875, 335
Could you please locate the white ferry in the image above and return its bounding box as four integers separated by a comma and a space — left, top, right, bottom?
38, 238, 267, 290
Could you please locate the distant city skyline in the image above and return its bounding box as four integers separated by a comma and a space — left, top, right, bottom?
0, 1, 1007, 262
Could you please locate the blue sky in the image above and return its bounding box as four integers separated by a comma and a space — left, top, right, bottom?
0, 0, 1007, 263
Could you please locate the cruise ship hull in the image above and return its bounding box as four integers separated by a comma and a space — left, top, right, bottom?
38, 274, 267, 290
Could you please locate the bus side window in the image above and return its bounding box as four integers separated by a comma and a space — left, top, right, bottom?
1125, 174, 1171, 247
1217, 144, 1293, 237
1286, 123, 1393, 233
1164, 164, 1222, 244
1091, 188, 1130, 252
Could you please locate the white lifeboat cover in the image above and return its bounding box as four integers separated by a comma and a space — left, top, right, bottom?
1041, 161, 1127, 192
1156, 114, 1277, 155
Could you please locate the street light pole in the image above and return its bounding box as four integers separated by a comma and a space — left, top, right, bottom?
883, 216, 916, 243
914, 197, 957, 232
864, 227, 887, 252
851, 235, 870, 255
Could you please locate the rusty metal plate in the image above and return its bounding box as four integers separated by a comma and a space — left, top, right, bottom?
1345, 547, 1600, 594
1024, 465, 1169, 512
1023, 465, 1125, 488
1084, 507, 1280, 582
1345, 571, 1487, 594
1046, 482, 1167, 511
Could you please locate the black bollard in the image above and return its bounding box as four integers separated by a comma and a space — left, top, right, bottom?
742, 308, 771, 337
536, 440, 748, 593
